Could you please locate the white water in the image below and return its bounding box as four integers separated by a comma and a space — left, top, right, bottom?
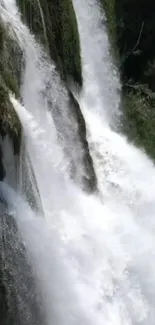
73, 0, 121, 125
0, 0, 89, 186
1, 0, 155, 325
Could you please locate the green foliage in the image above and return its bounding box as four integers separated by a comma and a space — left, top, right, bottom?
101, 0, 155, 161
122, 84, 155, 160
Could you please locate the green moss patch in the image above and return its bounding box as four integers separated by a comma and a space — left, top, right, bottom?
0, 80, 21, 154
0, 19, 22, 155
121, 84, 155, 160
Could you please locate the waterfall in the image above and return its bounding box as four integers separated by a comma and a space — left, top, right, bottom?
1, 0, 155, 325
0, 0, 94, 189
72, 0, 121, 125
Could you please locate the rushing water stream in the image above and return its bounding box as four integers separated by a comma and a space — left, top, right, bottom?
1, 0, 155, 324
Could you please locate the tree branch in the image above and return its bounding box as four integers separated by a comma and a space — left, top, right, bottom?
131, 21, 144, 53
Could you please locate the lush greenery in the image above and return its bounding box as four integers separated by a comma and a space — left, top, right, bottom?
17, 0, 82, 86
122, 84, 155, 159
101, 0, 155, 161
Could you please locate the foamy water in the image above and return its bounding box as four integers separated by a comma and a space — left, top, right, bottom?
1, 0, 155, 324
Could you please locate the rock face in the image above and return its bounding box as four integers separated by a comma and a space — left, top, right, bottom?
17, 0, 82, 86
0, 16, 43, 208
68, 90, 97, 192
19, 142, 44, 214
101, 0, 155, 160
0, 18, 22, 183
0, 16, 45, 325
0, 207, 46, 325
16, 0, 97, 192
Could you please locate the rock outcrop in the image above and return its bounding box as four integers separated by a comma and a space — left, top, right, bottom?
0, 207, 45, 325
0, 17, 45, 324
17, 0, 82, 86
0, 18, 22, 183
16, 0, 97, 192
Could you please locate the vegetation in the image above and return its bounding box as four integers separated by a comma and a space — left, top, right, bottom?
100, 0, 155, 160
122, 85, 155, 159
0, 19, 22, 166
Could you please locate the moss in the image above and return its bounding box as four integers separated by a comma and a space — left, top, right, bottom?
121, 84, 155, 160
0, 19, 22, 157
0, 21, 5, 51
17, 0, 82, 86
0, 19, 23, 96
0, 80, 22, 155
0, 61, 19, 96
0, 212, 45, 325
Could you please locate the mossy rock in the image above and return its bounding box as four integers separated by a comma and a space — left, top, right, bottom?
121, 84, 155, 160
17, 0, 82, 86
0, 81, 21, 155
0, 19, 22, 155
0, 211, 45, 325
0, 19, 22, 180
0, 19, 23, 96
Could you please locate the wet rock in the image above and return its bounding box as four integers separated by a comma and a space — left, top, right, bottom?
0, 208, 46, 325
17, 0, 82, 86
19, 142, 44, 214
68, 90, 97, 192
0, 19, 22, 182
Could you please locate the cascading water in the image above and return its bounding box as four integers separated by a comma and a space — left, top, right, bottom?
0, 0, 93, 189
72, 0, 121, 124
1, 0, 155, 325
